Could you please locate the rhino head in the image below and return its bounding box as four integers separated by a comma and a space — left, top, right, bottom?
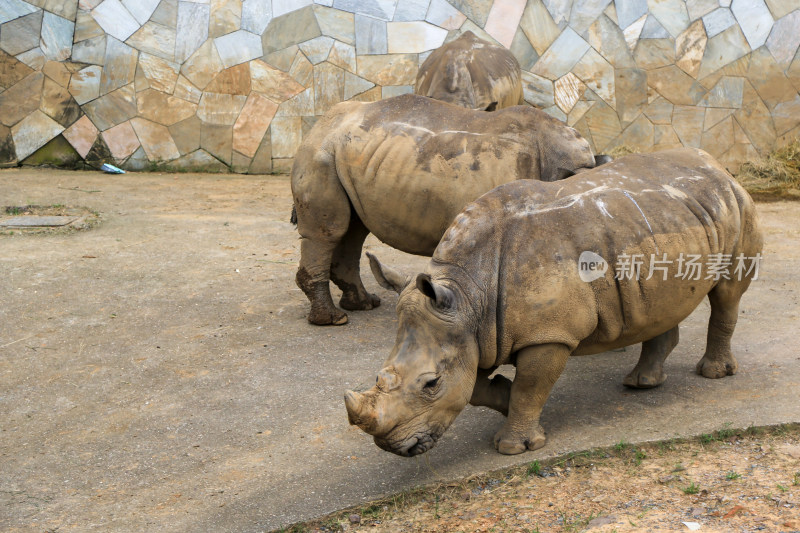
344, 254, 480, 456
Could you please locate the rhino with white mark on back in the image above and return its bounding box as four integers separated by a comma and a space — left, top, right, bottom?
345, 148, 763, 456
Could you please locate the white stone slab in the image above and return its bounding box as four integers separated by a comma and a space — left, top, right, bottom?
176, 1, 209, 62
91, 0, 140, 41
702, 8, 736, 38
0, 0, 38, 25
731, 0, 773, 49
214, 29, 263, 68
241, 0, 271, 34
40, 11, 74, 61
386, 21, 446, 53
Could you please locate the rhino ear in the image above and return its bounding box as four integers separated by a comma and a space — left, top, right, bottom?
367, 252, 411, 294
416, 273, 455, 309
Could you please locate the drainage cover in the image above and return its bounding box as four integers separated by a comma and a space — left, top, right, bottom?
1, 216, 78, 227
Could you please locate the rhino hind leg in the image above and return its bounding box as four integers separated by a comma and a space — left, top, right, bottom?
696, 283, 743, 378
330, 214, 381, 311
623, 325, 679, 388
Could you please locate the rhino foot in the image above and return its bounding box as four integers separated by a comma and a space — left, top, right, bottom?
493, 423, 546, 455
339, 292, 381, 311
623, 368, 667, 389
308, 306, 348, 326
696, 354, 738, 379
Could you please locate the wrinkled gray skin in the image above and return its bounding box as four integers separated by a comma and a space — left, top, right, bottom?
415, 31, 524, 110
345, 148, 763, 457
292, 93, 598, 325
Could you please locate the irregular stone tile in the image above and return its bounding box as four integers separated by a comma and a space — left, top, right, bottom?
299, 36, 334, 64
62, 114, 98, 158
248, 129, 271, 173
456, 19, 499, 45
79, 0, 103, 10
131, 117, 181, 161
270, 115, 301, 158
180, 38, 224, 90
425, 0, 466, 31
719, 141, 758, 172
522, 70, 554, 107
0, 49, 33, 90
647, 0, 689, 38
608, 113, 653, 151
643, 96, 672, 124
172, 75, 201, 103
766, 10, 800, 69
197, 92, 247, 125
483, 0, 526, 48
314, 5, 354, 44
0, 123, 16, 166
700, 115, 734, 158
731, 0, 773, 50
167, 148, 229, 171
271, 157, 292, 174
250, 59, 305, 101
0, 71, 43, 126
615, 68, 647, 126
11, 109, 64, 159
350, 85, 381, 102
327, 40, 355, 73
176, 1, 209, 63
356, 53, 416, 86
541, 104, 565, 122
233, 92, 278, 157
40, 76, 81, 127
42, 60, 70, 86
71, 35, 106, 64
647, 65, 705, 106
289, 50, 314, 85
640, 14, 669, 39
101, 119, 139, 159
215, 29, 263, 68
74, 9, 103, 41
241, 0, 271, 33
135, 62, 149, 92
120, 145, 148, 170
381, 85, 412, 98
209, 0, 241, 38
732, 117, 750, 143
702, 8, 736, 38
567, 99, 594, 126
653, 123, 681, 147
263, 45, 298, 71
671, 104, 705, 147
704, 107, 734, 130
355, 13, 386, 54
273, 0, 312, 18
333, 0, 398, 21
571, 48, 615, 108
698, 76, 744, 108
301, 115, 317, 136
554, 72, 585, 114
585, 14, 635, 68
100, 37, 138, 96
138, 53, 180, 93
532, 28, 590, 80
313, 61, 343, 115
675, 20, 706, 78
205, 62, 251, 94
200, 121, 232, 164
387, 21, 447, 53
68, 64, 102, 105
569, 0, 612, 35
16, 46, 45, 69
747, 47, 798, 110
697, 25, 750, 80
584, 100, 622, 152
262, 6, 321, 55
686, 0, 718, 20
0, 10, 42, 56
614, 0, 647, 29
276, 86, 314, 117
764, 0, 800, 19
698, 53, 749, 89
772, 93, 800, 136
91, 0, 140, 42
392, 0, 428, 21
169, 114, 201, 155
121, 0, 160, 25
0, 0, 38, 24
151, 0, 178, 26
622, 13, 646, 49
126, 21, 177, 62
510, 28, 538, 71
343, 71, 373, 100
137, 89, 198, 126
19, 134, 82, 167
82, 83, 137, 131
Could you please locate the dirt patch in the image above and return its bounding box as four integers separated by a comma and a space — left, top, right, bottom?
0, 203, 100, 235
298, 425, 800, 533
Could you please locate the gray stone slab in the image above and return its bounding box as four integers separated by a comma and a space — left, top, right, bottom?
241, 0, 271, 34
640, 14, 670, 39
1, 215, 77, 227
731, 0, 774, 49
0, 9, 42, 56
703, 8, 736, 38
614, 0, 646, 29
393, 0, 429, 21
333, 0, 397, 21
0, 0, 39, 24
90, 0, 140, 42
40, 11, 75, 61
176, 1, 209, 62
355, 13, 386, 55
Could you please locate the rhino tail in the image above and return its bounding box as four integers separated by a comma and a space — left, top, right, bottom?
290, 204, 297, 225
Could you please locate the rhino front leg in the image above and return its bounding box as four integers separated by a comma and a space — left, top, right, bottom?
623, 325, 679, 388
494, 343, 570, 455
469, 367, 511, 416
330, 215, 381, 312
696, 283, 742, 378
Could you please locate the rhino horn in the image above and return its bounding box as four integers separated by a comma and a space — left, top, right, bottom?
344, 390, 366, 425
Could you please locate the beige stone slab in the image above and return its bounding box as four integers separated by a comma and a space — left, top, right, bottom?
100, 37, 138, 96
554, 72, 585, 114
703, 107, 734, 130
233, 93, 278, 158
180, 38, 225, 90
697, 24, 749, 80
74, 8, 104, 42
718, 141, 758, 172
773, 94, 800, 136
585, 14, 635, 68
173, 75, 202, 104
608, 113, 654, 152
571, 48, 615, 108
313, 5, 354, 45
248, 128, 271, 173
42, 61, 72, 88
614, 67, 647, 126
276, 87, 314, 117
675, 20, 707, 78
102, 120, 140, 159
327, 41, 356, 74
671, 104, 705, 147
349, 85, 381, 102
130, 117, 181, 161
82, 83, 137, 131
289, 51, 314, 87
699, 115, 734, 158
205, 63, 251, 95
197, 93, 247, 125
567, 99, 595, 126
0, 50, 34, 91
10, 109, 65, 160
138, 53, 180, 94
210, 0, 241, 38
522, 70, 554, 107
653, 123, 681, 146
356, 54, 417, 86
126, 21, 177, 63
200, 122, 232, 164
250, 59, 305, 102
584, 100, 622, 152
0, 71, 43, 127
169, 115, 202, 155
137, 89, 198, 126
642, 96, 673, 125
746, 47, 798, 111
313, 61, 344, 116
647, 65, 705, 106
270, 115, 302, 158
62, 114, 98, 158
40, 76, 81, 127
68, 65, 102, 105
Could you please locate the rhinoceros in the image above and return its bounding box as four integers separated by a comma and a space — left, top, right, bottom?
291, 93, 599, 325
345, 148, 763, 456
415, 31, 523, 110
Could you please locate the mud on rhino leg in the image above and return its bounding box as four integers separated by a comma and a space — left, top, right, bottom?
494, 343, 570, 455
696, 283, 743, 378
330, 214, 381, 311
296, 239, 348, 326
470, 368, 511, 416
623, 326, 679, 388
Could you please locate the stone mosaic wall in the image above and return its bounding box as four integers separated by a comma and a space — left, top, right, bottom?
0, 0, 798, 173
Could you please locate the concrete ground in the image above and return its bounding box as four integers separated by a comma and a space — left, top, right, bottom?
0, 169, 798, 533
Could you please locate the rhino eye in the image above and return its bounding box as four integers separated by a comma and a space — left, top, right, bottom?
423, 377, 440, 390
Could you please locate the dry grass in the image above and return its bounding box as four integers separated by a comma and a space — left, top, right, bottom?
735, 140, 800, 200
